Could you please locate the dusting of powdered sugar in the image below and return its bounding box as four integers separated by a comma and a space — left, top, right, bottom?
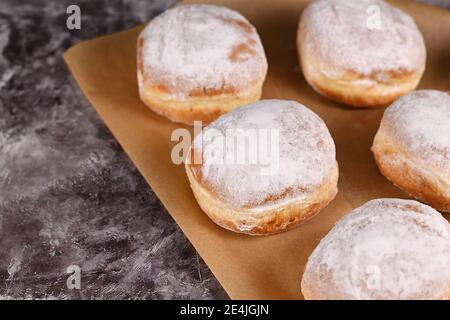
300, 0, 426, 79
139, 4, 267, 99
302, 199, 450, 300
192, 100, 337, 209
380, 90, 450, 176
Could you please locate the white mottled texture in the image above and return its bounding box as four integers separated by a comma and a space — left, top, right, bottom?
302, 199, 450, 300
193, 100, 337, 208
380, 90, 450, 177
139, 4, 267, 99
301, 0, 426, 79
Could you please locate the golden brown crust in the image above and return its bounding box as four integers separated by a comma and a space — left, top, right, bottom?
372, 132, 450, 213
185, 160, 339, 236
188, 148, 311, 208
303, 69, 421, 109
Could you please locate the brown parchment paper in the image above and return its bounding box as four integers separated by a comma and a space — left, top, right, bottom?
63, 0, 450, 300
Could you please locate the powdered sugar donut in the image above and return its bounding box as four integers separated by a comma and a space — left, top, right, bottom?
301, 198, 450, 300
185, 99, 339, 235
372, 90, 450, 212
297, 0, 426, 107
137, 4, 268, 125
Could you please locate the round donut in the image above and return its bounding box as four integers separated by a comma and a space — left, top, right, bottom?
372, 90, 450, 213
297, 0, 426, 108
137, 4, 268, 125
301, 198, 450, 300
185, 99, 339, 235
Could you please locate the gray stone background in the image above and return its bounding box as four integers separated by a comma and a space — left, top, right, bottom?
0, 0, 447, 300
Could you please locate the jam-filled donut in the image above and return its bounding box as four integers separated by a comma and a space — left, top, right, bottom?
372, 90, 450, 212
137, 4, 268, 125
185, 99, 339, 235
297, 0, 426, 108
301, 199, 450, 300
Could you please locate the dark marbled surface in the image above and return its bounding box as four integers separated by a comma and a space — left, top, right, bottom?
0, 0, 227, 299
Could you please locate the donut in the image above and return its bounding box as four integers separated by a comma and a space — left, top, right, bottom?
297, 0, 426, 108
185, 99, 339, 235
137, 4, 268, 125
372, 90, 450, 213
301, 198, 450, 300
